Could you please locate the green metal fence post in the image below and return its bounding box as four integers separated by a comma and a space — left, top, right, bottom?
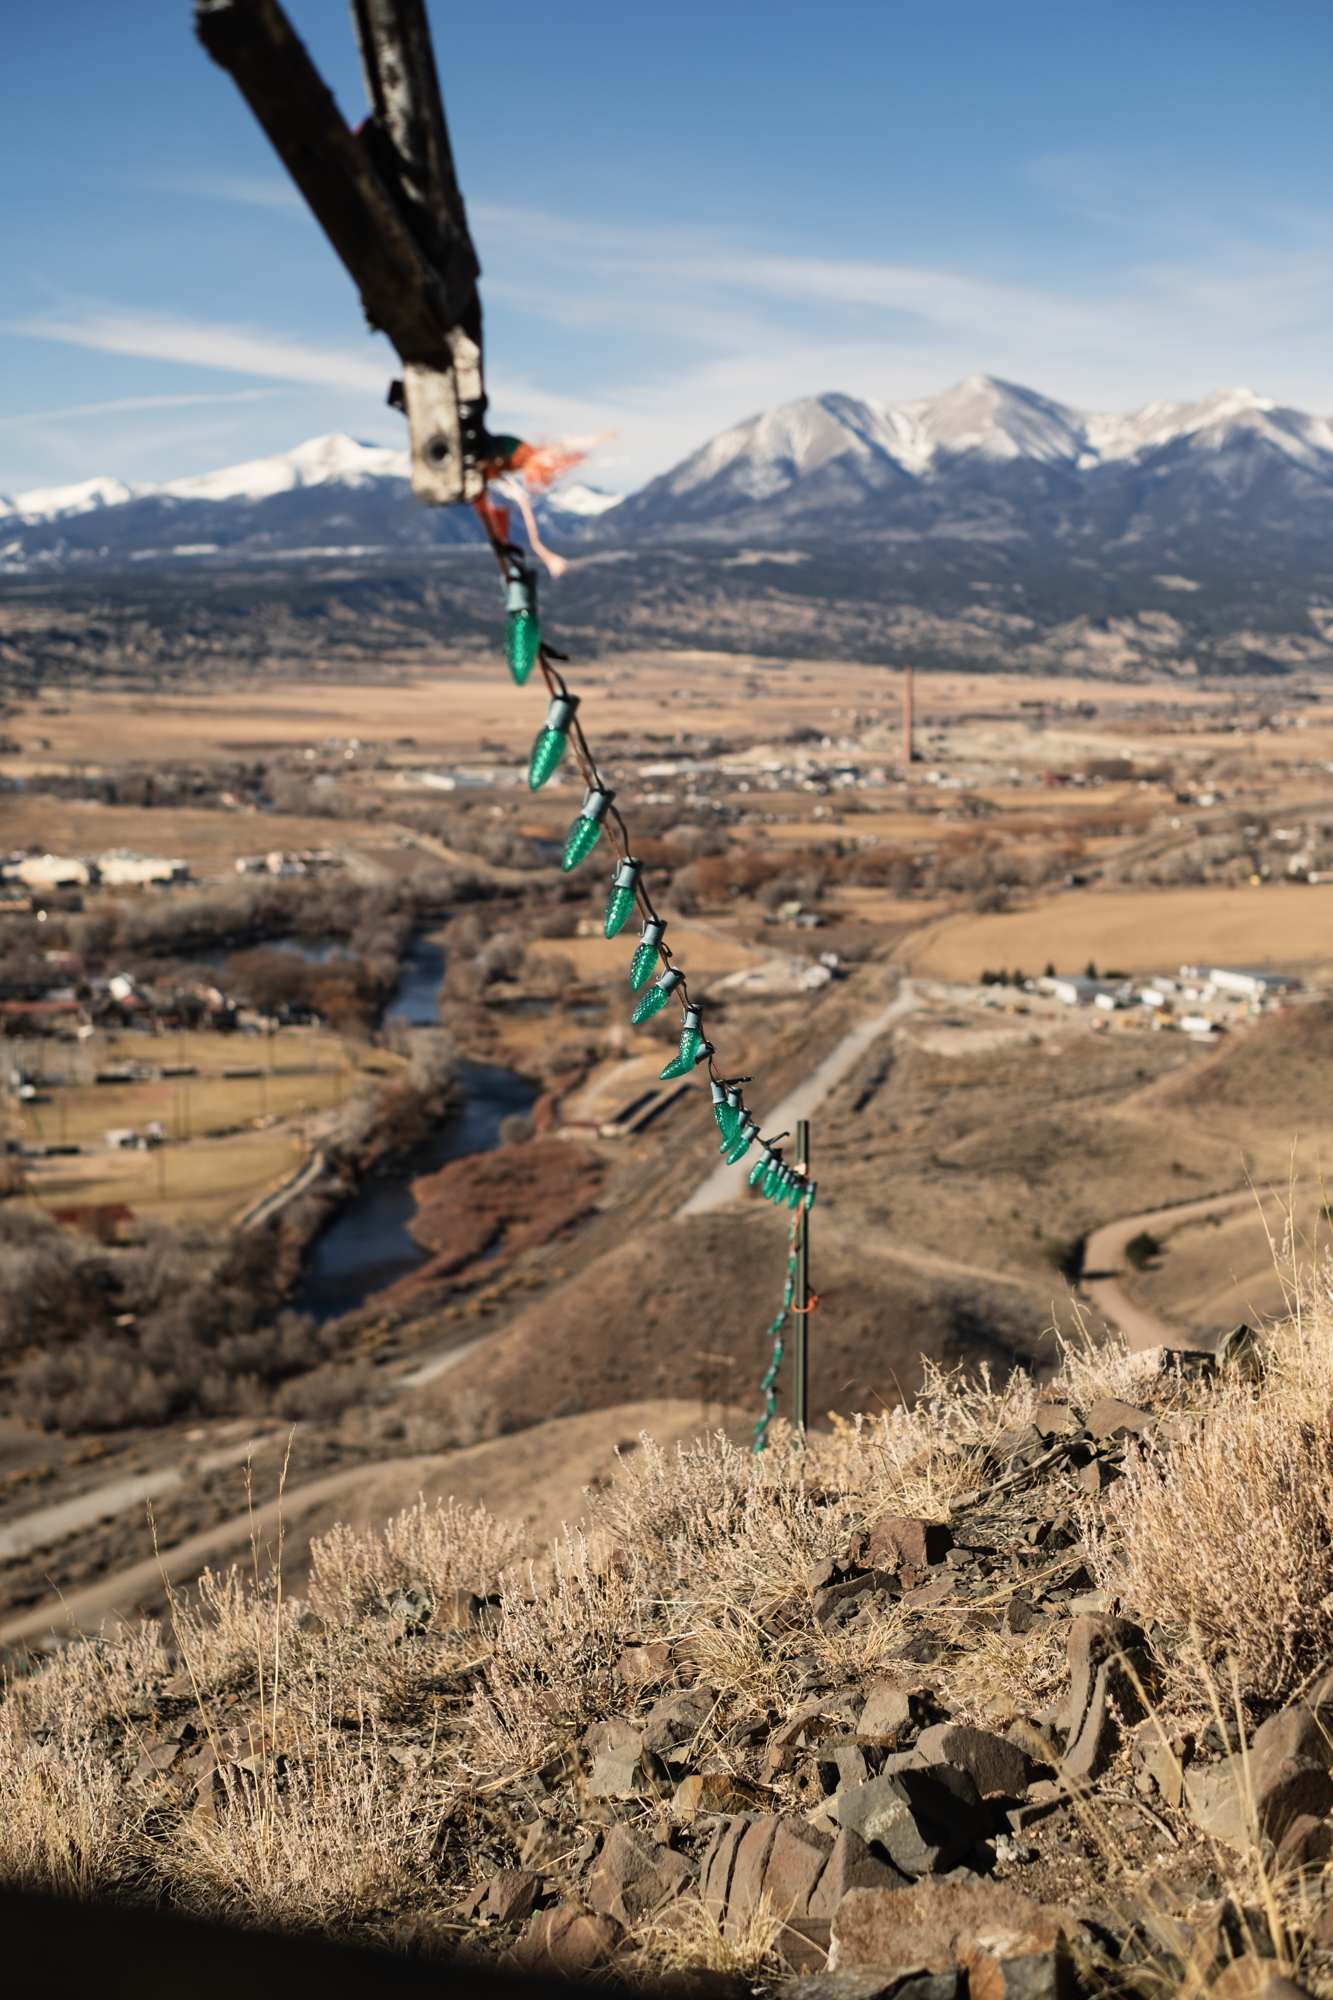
793, 1117, 810, 1435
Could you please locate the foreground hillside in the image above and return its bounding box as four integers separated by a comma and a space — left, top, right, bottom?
6, 1296, 1333, 1996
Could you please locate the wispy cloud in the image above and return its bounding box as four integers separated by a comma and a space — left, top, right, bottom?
6, 306, 391, 395
9, 177, 1333, 493
148, 172, 304, 213
0, 389, 282, 429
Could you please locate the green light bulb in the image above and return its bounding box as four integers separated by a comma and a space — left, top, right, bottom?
787, 1177, 805, 1211
503, 558, 541, 686
629, 919, 666, 993
804, 1182, 818, 1212
726, 1116, 759, 1165
763, 1157, 786, 1200
717, 1085, 744, 1151
711, 1079, 736, 1145
604, 857, 641, 939
749, 1146, 775, 1189
561, 787, 615, 872
660, 1006, 704, 1080
529, 694, 578, 791
630, 966, 683, 1025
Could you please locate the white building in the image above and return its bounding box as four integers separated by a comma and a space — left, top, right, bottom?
7, 853, 93, 890
1181, 965, 1299, 1002
1039, 975, 1110, 1007
98, 851, 190, 887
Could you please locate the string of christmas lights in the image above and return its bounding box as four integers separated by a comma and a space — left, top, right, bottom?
490, 537, 819, 1215
752, 1215, 804, 1453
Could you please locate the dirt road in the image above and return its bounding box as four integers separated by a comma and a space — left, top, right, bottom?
0, 1428, 288, 1565
1080, 1187, 1264, 1350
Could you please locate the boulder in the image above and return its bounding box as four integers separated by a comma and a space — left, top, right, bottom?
858, 1683, 928, 1746
827, 1766, 986, 1877
830, 1880, 1076, 2000
509, 1904, 617, 1975
1185, 1752, 1333, 1851
912, 1723, 1034, 1801
463, 1870, 544, 1925
782, 1974, 962, 2000
1056, 1615, 1150, 1782
581, 1717, 667, 1799
1083, 1397, 1151, 1440
700, 1815, 902, 1964
586, 1825, 694, 1926
1131, 1719, 1193, 1809
1209, 1962, 1310, 2000
1031, 1404, 1080, 1439
864, 1518, 954, 1571
640, 1685, 718, 1770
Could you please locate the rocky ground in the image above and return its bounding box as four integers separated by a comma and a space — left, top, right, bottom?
4, 1312, 1333, 1999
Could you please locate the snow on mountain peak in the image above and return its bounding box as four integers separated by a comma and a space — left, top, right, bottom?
160, 433, 408, 504
8, 475, 139, 523
902, 376, 1088, 465
544, 481, 622, 517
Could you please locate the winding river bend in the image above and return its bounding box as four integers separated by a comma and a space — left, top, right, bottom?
298, 934, 537, 1321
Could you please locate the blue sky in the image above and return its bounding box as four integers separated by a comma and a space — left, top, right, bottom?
4, 0, 1333, 496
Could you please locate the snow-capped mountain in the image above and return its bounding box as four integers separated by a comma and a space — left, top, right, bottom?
609, 376, 1333, 541
7, 379, 1333, 579
0, 432, 623, 568
0, 473, 142, 523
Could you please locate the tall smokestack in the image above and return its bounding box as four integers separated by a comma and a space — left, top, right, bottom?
902, 663, 915, 766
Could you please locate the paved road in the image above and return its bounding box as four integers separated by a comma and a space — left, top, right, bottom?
237, 1146, 328, 1232
1080, 1187, 1262, 1350
677, 981, 918, 1218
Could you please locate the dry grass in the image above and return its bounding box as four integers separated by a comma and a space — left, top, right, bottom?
22, 1128, 307, 1226
7, 1290, 1333, 1973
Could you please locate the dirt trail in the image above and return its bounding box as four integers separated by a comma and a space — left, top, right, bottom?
0, 1400, 748, 1649
0, 1429, 288, 1565
0, 1460, 372, 1648
1080, 1187, 1267, 1350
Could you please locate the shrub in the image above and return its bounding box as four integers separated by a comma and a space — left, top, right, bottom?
1091, 1391, 1333, 1702
1125, 1229, 1161, 1270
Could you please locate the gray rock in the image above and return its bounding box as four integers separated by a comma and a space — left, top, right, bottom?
1185, 1751, 1333, 1851
1057, 1614, 1150, 1782
640, 1685, 718, 1769
828, 1767, 985, 1877
700, 1814, 902, 1964
863, 1517, 954, 1571
464, 1869, 544, 1925
858, 1682, 925, 1745
782, 1974, 962, 2000
912, 1723, 1034, 1800
1084, 1396, 1151, 1440
581, 1717, 667, 1799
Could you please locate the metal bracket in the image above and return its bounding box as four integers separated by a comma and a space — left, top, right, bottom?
403, 342, 486, 505
196, 0, 489, 506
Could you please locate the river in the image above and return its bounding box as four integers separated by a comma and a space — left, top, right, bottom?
297, 934, 537, 1321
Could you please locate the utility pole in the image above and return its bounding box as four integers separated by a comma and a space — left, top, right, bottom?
793, 1117, 811, 1434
